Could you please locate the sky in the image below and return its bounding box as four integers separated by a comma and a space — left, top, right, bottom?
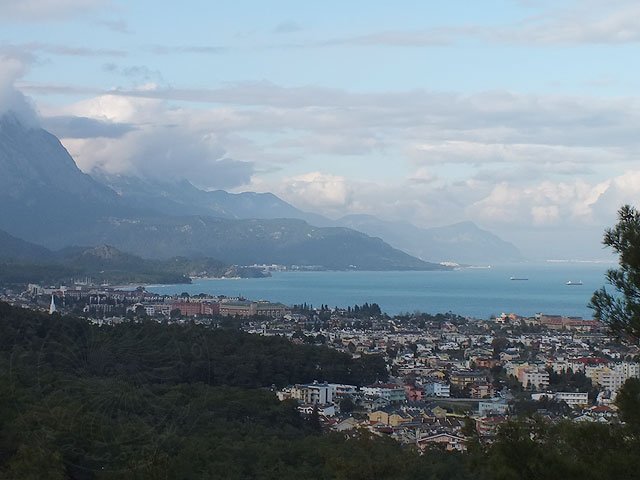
1, 0, 640, 260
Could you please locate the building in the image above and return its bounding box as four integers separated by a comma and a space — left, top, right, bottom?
450, 371, 487, 389
298, 403, 336, 417
362, 383, 406, 403
219, 300, 288, 318
171, 301, 220, 317
290, 382, 334, 405
555, 392, 589, 407
424, 382, 451, 398
417, 433, 466, 452
328, 383, 358, 399
515, 367, 549, 390
587, 367, 626, 392
470, 382, 495, 399
478, 400, 509, 416
369, 409, 413, 427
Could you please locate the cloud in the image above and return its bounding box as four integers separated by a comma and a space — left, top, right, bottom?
42, 115, 135, 138
95, 18, 130, 34
52, 94, 254, 190
273, 21, 303, 34
303, 1, 640, 47
274, 172, 353, 212
32, 43, 126, 57
319, 27, 471, 47
150, 45, 228, 55
0, 52, 38, 126
102, 63, 163, 82
409, 141, 628, 167
27, 80, 640, 245
503, 1, 640, 45
0, 0, 110, 21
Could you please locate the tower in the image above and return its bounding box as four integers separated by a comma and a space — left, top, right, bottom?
49, 295, 57, 315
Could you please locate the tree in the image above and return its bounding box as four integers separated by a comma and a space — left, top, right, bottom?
309, 404, 322, 432
339, 396, 355, 414
616, 378, 640, 433
590, 205, 640, 342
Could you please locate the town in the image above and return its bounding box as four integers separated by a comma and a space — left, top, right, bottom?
2, 281, 636, 453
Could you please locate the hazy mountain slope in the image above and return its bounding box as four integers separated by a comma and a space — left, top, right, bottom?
0, 229, 53, 262
74, 215, 445, 270
0, 114, 440, 270
0, 114, 132, 243
337, 215, 523, 264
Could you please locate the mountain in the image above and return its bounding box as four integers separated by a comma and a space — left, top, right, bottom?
0, 114, 441, 270
93, 172, 332, 225
0, 229, 53, 263
0, 113, 129, 239
0, 229, 271, 284
92, 172, 522, 264
337, 215, 523, 264
68, 215, 443, 270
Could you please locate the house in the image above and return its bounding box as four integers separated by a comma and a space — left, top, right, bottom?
369, 409, 413, 427
417, 433, 466, 452
362, 383, 406, 404
298, 403, 336, 417
333, 417, 360, 432
470, 382, 495, 399
424, 381, 451, 398
290, 382, 334, 404
360, 395, 391, 412
450, 371, 487, 389
405, 385, 424, 402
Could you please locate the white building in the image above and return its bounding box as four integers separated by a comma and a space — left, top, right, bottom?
611, 362, 640, 379
328, 383, 358, 398
424, 381, 451, 398
586, 367, 627, 392
518, 369, 550, 390
290, 382, 334, 405
361, 384, 406, 403
555, 392, 589, 407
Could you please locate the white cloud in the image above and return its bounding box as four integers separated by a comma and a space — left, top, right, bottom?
278, 172, 352, 211
0, 0, 110, 21
0, 52, 38, 125
28, 81, 640, 242
52, 94, 254, 189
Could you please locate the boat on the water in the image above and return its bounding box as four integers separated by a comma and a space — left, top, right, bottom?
566, 280, 583, 286
510, 277, 529, 281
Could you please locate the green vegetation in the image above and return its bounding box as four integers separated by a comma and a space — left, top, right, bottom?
591, 204, 640, 342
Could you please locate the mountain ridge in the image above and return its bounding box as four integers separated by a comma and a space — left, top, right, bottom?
0, 114, 443, 271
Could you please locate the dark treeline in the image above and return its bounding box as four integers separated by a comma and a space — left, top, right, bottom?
1, 303, 640, 479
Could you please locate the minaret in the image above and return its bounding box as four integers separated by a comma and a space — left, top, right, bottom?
49, 295, 57, 315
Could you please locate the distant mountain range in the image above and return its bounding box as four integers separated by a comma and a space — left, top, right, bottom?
95, 172, 522, 264
336, 215, 523, 264
0, 113, 445, 271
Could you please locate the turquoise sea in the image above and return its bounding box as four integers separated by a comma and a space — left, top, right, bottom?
148, 263, 616, 320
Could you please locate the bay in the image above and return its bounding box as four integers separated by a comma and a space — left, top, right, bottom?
148, 262, 615, 320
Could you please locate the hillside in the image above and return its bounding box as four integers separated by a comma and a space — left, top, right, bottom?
0, 230, 267, 285
74, 216, 446, 270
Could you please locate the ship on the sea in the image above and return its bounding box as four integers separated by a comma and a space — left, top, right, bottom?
510, 277, 529, 281
566, 280, 583, 286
